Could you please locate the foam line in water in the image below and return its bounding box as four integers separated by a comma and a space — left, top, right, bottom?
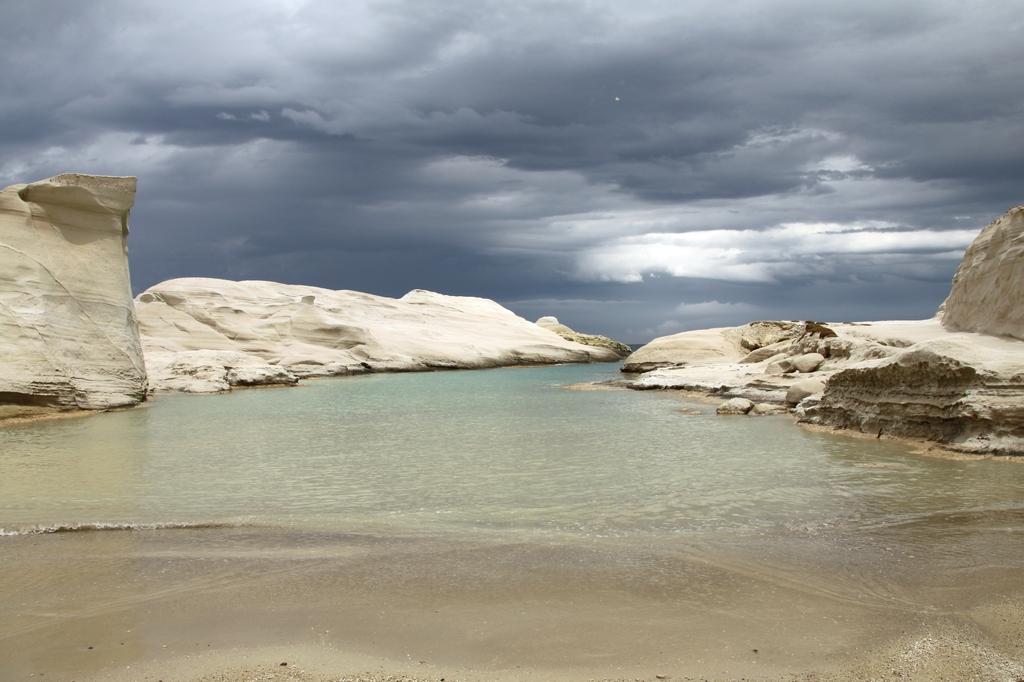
0, 520, 256, 537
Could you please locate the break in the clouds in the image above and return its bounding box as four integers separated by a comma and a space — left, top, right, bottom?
1, 0, 1022, 341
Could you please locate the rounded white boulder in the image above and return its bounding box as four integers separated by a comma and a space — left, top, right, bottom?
716, 397, 755, 415
792, 353, 825, 373
786, 378, 827, 405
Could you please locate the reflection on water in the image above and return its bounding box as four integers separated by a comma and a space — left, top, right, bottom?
1, 363, 1023, 544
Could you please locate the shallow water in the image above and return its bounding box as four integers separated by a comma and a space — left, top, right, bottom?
3, 363, 1022, 541
2, 364, 1024, 680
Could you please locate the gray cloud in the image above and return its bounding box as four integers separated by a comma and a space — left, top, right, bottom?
1, 0, 1021, 341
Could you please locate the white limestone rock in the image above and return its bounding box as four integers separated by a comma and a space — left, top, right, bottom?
621, 326, 747, 373
800, 338, 1024, 455
716, 397, 754, 415
620, 205, 1024, 455
623, 320, 806, 373
0, 174, 147, 416
785, 378, 827, 405
765, 358, 795, 375
751, 402, 789, 416
738, 320, 802, 351
626, 317, 1024, 454
535, 315, 631, 357
138, 278, 619, 393
142, 350, 299, 394
740, 339, 794, 364
941, 205, 1023, 340
792, 353, 825, 373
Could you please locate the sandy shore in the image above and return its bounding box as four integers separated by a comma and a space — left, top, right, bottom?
3, 527, 1023, 682
63, 615, 1024, 682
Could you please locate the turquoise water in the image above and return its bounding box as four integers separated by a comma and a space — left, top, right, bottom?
2, 363, 1023, 542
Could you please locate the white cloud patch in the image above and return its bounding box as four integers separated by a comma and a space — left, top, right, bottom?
0, 133, 183, 184
674, 300, 758, 316
575, 222, 978, 283
805, 154, 874, 173
281, 107, 341, 134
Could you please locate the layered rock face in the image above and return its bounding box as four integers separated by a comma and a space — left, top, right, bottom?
802, 342, 1024, 454
941, 205, 1023, 340
619, 207, 1024, 455
535, 316, 631, 357
138, 278, 620, 393
624, 316, 1024, 454
0, 174, 147, 415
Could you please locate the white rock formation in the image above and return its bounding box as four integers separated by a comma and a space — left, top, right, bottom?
716, 397, 754, 415
535, 316, 631, 357
622, 321, 803, 373
623, 317, 1024, 454
785, 378, 826, 405
942, 205, 1023, 340
621, 327, 748, 373
618, 209, 1024, 455
0, 174, 147, 416
802, 333, 1024, 454
792, 353, 825, 373
751, 402, 788, 416
137, 278, 620, 393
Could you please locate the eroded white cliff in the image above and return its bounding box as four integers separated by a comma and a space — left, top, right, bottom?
137, 278, 620, 393
941, 205, 1024, 340
0, 174, 147, 416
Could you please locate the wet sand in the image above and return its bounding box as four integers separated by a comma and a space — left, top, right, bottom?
2, 525, 1023, 681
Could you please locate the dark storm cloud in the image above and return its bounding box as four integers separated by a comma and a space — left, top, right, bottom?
1, 0, 1021, 340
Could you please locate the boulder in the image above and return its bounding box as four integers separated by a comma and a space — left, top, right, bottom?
786, 378, 827, 404
621, 327, 747, 373
716, 397, 754, 415
751, 402, 789, 416
0, 174, 147, 416
792, 353, 825, 373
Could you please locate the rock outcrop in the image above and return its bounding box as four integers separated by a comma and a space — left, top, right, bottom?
0, 174, 147, 417
138, 278, 620, 393
624, 315, 1024, 454
622, 321, 803, 373
535, 316, 631, 357
941, 205, 1023, 340
801, 340, 1024, 455
621, 327, 747, 373
617, 208, 1024, 455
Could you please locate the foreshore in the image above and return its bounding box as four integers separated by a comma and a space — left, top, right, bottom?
4, 526, 1022, 682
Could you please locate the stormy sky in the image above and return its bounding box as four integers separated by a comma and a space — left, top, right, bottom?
2, 1, 1021, 341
